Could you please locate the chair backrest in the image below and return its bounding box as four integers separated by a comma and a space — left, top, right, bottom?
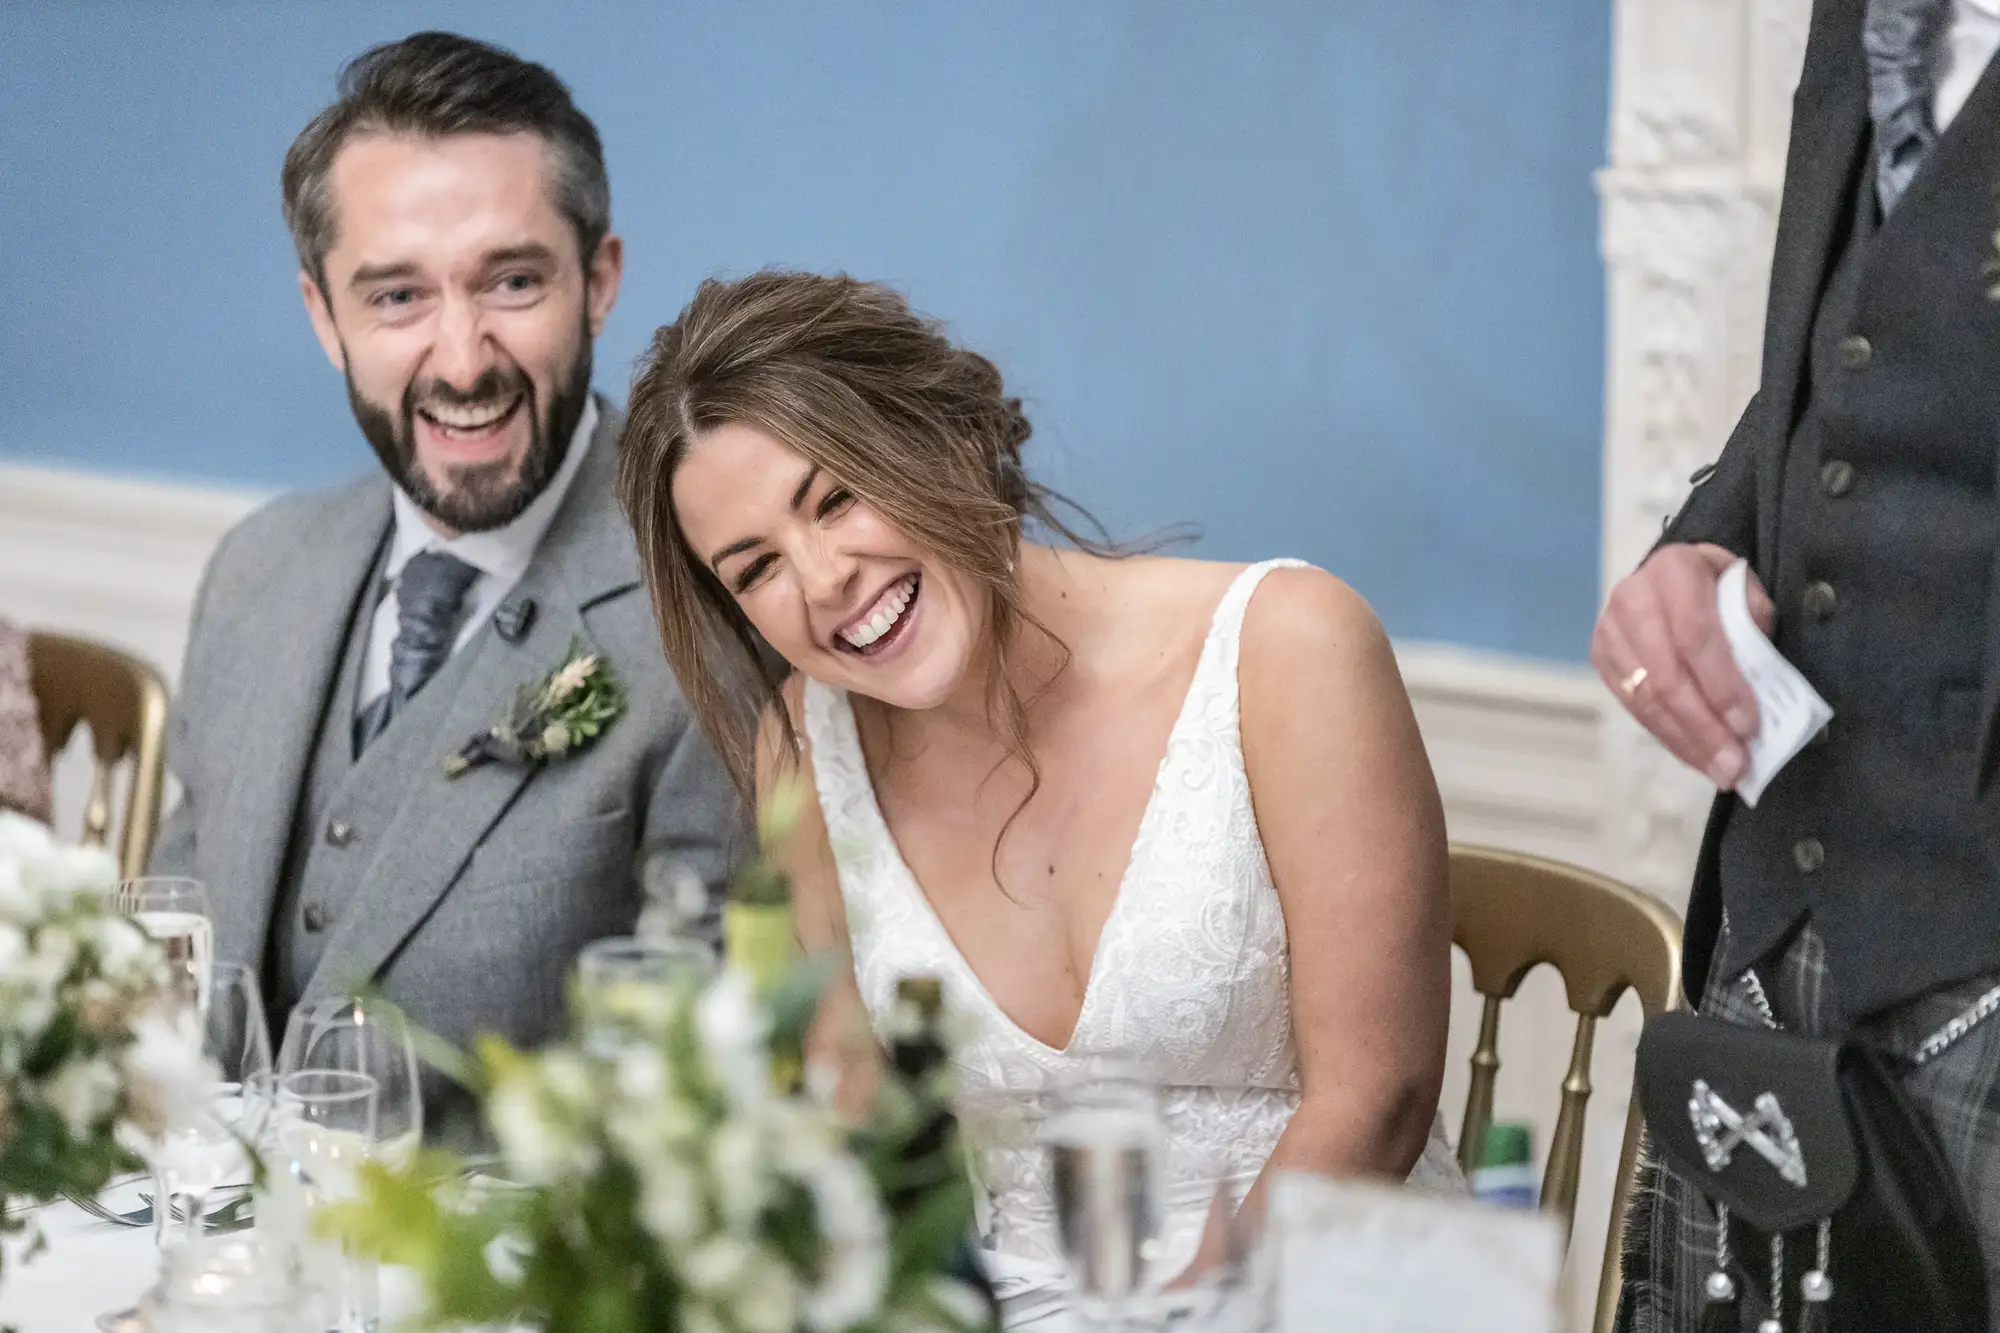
28, 632, 169, 879
1449, 843, 1681, 1333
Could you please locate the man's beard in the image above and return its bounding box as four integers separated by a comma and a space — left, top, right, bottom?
347, 332, 594, 534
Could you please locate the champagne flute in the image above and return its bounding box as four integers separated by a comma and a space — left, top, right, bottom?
274, 1070, 379, 1333
152, 962, 273, 1242
279, 997, 422, 1167
572, 934, 715, 1055
1042, 1069, 1167, 1328
114, 877, 212, 1016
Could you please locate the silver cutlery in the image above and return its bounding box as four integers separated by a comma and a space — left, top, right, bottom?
62, 1187, 251, 1230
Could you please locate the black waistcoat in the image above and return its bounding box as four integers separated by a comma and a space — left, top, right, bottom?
1714, 119, 2000, 1019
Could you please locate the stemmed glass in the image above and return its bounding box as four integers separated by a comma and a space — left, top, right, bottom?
279, 997, 423, 1167
276, 998, 421, 1333
572, 934, 715, 1055
111, 877, 216, 1251
273, 1069, 380, 1333
97, 882, 223, 1333
150, 962, 273, 1241
1041, 1068, 1168, 1329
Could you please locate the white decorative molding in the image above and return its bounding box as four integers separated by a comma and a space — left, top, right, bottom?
0, 460, 1611, 845
0, 462, 266, 684
1598, 0, 1811, 914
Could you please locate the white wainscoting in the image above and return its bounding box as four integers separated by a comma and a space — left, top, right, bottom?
0, 459, 1638, 1316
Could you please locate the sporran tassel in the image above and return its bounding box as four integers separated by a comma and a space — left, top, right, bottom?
1700, 1202, 1741, 1333
1756, 1232, 1784, 1333
1797, 1220, 1832, 1333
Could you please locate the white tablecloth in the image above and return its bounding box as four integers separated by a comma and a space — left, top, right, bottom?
0, 1176, 421, 1333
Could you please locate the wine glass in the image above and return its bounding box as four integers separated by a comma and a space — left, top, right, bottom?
279, 997, 422, 1167
151, 962, 273, 1243
1041, 1069, 1167, 1328
273, 1070, 379, 1333
113, 877, 212, 1016
572, 934, 715, 1054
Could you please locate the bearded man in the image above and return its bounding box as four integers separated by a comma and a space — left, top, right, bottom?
149, 32, 740, 1114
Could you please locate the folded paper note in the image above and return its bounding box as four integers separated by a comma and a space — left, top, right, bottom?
1270, 1172, 1562, 1333
1716, 559, 1834, 806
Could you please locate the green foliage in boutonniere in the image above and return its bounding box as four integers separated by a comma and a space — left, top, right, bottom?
445, 638, 625, 778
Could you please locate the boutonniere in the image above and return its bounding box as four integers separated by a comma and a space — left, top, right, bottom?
445, 638, 625, 778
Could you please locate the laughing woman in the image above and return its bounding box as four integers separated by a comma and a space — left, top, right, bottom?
617, 271, 1462, 1327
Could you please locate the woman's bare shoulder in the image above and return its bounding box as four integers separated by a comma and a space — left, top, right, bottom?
1236, 563, 1397, 706
1118, 556, 1376, 647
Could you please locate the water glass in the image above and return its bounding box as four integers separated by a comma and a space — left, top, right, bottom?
274, 1070, 379, 1332
572, 934, 715, 1053
279, 996, 423, 1166
140, 1233, 303, 1333
1042, 1070, 1168, 1326
151, 962, 273, 1243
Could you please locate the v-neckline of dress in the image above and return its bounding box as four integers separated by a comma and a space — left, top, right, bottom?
830, 576, 1241, 1058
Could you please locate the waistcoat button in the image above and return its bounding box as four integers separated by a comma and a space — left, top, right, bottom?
303, 902, 330, 932
325, 819, 353, 847
1793, 838, 1825, 874
1803, 581, 1838, 621
1819, 460, 1854, 497
1839, 335, 1873, 370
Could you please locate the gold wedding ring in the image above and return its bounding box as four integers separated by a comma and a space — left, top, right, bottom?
1618, 666, 1649, 699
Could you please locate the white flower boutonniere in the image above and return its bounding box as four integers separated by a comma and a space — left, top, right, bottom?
445, 638, 626, 778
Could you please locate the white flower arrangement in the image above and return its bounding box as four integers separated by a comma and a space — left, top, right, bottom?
326, 964, 989, 1333
0, 812, 209, 1287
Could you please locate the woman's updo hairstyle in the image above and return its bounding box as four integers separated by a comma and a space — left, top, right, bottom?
618, 269, 1112, 802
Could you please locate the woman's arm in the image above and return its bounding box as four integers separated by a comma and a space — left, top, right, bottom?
1211, 565, 1451, 1259
755, 684, 880, 1113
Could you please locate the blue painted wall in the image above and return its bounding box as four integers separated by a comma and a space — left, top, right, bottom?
0, 0, 1609, 660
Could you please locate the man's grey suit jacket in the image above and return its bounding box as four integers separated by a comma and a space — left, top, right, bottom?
149, 399, 743, 1064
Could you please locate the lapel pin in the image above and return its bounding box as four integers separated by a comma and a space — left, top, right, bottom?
494, 596, 537, 644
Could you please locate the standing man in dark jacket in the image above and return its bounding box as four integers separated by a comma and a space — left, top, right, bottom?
1596, 0, 2000, 1324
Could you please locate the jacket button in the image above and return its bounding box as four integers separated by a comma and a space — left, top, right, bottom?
325, 819, 353, 847
1793, 838, 1825, 874
1819, 460, 1854, 497
303, 903, 330, 933
1802, 581, 1838, 621
1838, 335, 1873, 370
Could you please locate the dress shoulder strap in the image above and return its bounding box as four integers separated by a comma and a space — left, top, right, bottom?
1211, 558, 1311, 641
1205, 557, 1311, 671
1177, 558, 1314, 729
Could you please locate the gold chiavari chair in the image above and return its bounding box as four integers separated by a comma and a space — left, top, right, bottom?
1449, 843, 1683, 1333
28, 632, 169, 879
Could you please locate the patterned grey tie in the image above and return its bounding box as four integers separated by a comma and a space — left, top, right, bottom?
353, 550, 481, 755
1865, 0, 1954, 214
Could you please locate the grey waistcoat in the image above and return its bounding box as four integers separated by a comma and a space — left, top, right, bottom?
266, 553, 491, 1019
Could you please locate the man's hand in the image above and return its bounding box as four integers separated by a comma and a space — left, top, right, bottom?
1591, 542, 1775, 788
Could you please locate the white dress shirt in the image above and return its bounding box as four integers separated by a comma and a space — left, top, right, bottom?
1937, 0, 2000, 129
356, 396, 598, 716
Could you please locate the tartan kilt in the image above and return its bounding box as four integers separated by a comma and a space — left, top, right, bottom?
1615, 921, 2000, 1332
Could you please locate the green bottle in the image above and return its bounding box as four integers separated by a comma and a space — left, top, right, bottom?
1471, 1121, 1537, 1208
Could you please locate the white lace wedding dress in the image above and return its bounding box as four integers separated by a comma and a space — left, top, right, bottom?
802, 559, 1463, 1328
